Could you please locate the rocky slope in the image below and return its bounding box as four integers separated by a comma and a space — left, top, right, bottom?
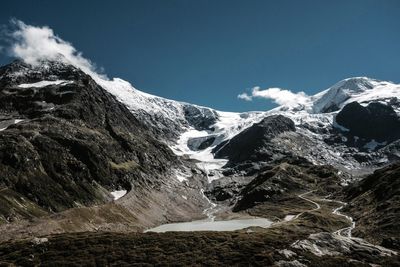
0, 60, 208, 228
336, 101, 400, 142
213, 115, 296, 165
231, 158, 342, 212
344, 162, 400, 249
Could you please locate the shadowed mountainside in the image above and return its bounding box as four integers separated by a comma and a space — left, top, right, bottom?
0, 60, 206, 226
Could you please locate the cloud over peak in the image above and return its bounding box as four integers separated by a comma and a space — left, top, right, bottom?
2, 19, 310, 111
2, 19, 105, 79
238, 86, 309, 107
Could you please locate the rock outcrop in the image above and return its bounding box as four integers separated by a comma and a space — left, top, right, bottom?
214, 115, 296, 165
336, 101, 400, 142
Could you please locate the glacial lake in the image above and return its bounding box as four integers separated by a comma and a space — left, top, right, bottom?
145, 218, 273, 233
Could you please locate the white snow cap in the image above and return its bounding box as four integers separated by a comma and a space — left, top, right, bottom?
312, 77, 399, 113
238, 77, 399, 114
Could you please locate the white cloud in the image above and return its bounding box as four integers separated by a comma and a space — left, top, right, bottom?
237, 92, 252, 101
3, 19, 310, 110
3, 19, 106, 80
1, 19, 147, 104
238, 86, 310, 107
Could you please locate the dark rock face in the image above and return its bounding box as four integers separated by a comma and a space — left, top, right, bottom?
205, 175, 255, 202
183, 105, 218, 131
187, 136, 216, 151
0, 60, 84, 88
345, 162, 400, 248
214, 115, 296, 165
0, 60, 180, 219
336, 101, 400, 142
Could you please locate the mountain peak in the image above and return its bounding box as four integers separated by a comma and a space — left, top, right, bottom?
311, 76, 396, 113
0, 59, 83, 87
332, 76, 380, 92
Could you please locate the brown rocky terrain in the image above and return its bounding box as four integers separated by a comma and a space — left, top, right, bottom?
0, 60, 209, 237
344, 162, 400, 249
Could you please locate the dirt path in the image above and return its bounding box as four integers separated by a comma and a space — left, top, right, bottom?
291, 191, 397, 257
292, 191, 320, 220
318, 197, 355, 238
293, 191, 354, 237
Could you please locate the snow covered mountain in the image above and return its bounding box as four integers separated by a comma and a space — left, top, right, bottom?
312, 77, 400, 113
1, 59, 400, 264
93, 70, 400, 177
1, 59, 399, 179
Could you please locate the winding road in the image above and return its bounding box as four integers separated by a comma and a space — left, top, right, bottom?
291, 191, 397, 257
291, 191, 355, 238
292, 191, 320, 220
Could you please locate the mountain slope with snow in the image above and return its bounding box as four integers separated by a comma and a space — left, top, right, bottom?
2, 58, 399, 177
1, 59, 400, 266
0, 60, 211, 228
95, 72, 399, 175
311, 77, 400, 113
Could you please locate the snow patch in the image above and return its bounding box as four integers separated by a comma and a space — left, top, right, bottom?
111, 190, 127, 200
284, 215, 295, 221
18, 80, 72, 88
0, 119, 24, 131
175, 170, 190, 182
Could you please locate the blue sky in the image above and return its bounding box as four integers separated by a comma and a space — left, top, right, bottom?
0, 0, 399, 111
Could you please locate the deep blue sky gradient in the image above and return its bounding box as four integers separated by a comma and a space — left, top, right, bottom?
0, 0, 399, 111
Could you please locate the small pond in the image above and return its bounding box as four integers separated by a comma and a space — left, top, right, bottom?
145, 218, 273, 233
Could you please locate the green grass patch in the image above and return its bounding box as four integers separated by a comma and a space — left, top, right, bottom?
109, 160, 138, 171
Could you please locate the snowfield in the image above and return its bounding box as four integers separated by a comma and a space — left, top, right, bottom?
111, 190, 127, 200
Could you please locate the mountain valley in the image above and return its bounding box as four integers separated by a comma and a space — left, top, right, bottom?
0, 59, 399, 266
